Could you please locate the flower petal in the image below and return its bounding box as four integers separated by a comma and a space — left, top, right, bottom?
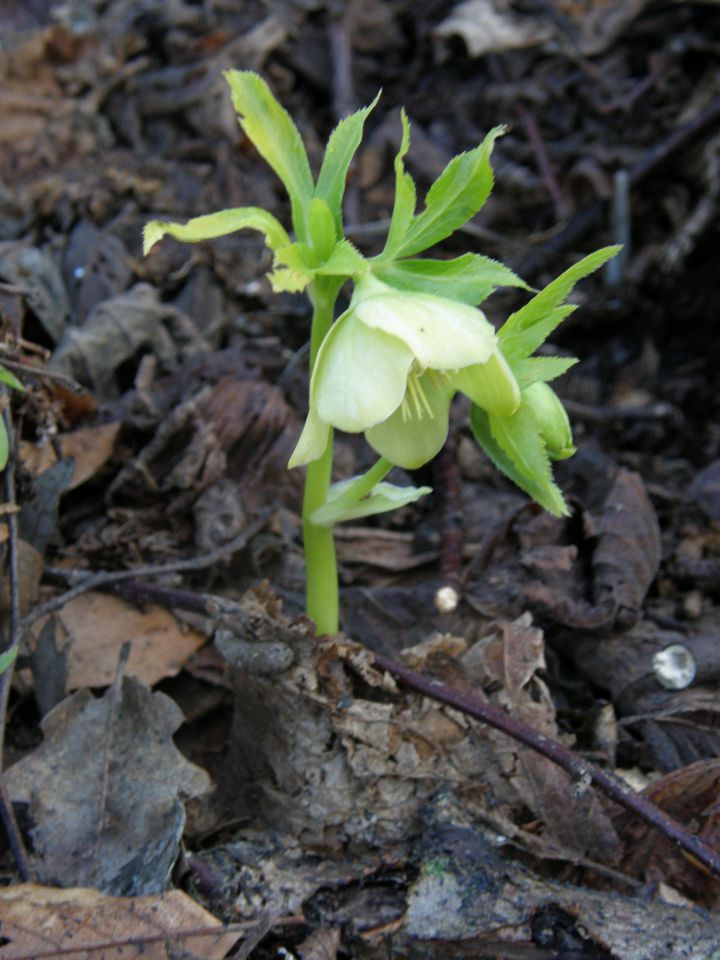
353, 289, 497, 370
288, 407, 331, 468
451, 349, 521, 417
313, 310, 414, 432
365, 374, 453, 469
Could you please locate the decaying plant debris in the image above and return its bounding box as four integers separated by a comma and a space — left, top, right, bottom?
1, 1, 720, 958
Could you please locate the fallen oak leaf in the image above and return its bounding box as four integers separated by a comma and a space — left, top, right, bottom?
5, 677, 210, 893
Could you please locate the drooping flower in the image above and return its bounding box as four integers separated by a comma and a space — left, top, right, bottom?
289, 275, 520, 470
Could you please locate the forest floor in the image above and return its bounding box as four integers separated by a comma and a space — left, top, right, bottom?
1, 1, 720, 958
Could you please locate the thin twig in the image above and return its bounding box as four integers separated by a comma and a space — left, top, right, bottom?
0, 401, 33, 880
3, 914, 304, 960
58, 574, 720, 881
487, 55, 566, 219
23, 511, 270, 627
516, 102, 567, 219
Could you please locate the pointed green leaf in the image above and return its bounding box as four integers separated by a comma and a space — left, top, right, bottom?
470, 402, 568, 516
0, 365, 25, 392
143, 207, 291, 255
310, 479, 432, 527
394, 126, 505, 258
0, 645, 17, 675
224, 70, 314, 242
381, 110, 417, 258
0, 419, 7, 471
314, 239, 367, 277
308, 198, 337, 260
500, 305, 576, 365
374, 253, 528, 305
498, 246, 621, 363
512, 355, 578, 388
315, 93, 380, 234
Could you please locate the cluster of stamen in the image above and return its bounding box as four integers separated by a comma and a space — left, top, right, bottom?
401, 371, 434, 421
399, 368, 452, 422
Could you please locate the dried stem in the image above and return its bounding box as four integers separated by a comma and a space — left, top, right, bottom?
0, 401, 32, 880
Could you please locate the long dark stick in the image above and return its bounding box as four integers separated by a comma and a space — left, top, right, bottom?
372, 651, 720, 878
0, 404, 32, 880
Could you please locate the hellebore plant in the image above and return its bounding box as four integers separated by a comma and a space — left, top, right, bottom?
144, 71, 619, 635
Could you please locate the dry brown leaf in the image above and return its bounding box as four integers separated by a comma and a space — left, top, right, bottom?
0, 884, 239, 959
5, 678, 210, 892
591, 468, 661, 630
32, 591, 207, 690
616, 758, 720, 907
335, 527, 437, 570
297, 926, 341, 960
21, 422, 121, 490
465, 614, 621, 863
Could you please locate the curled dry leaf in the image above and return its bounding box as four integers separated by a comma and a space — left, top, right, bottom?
0, 884, 239, 960
0, 241, 70, 341
297, 926, 341, 960
591, 468, 661, 631
50, 283, 212, 400
464, 468, 660, 632
433, 0, 551, 57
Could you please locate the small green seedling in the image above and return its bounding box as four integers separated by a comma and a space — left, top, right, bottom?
0, 646, 17, 676
0, 365, 25, 472
144, 71, 618, 634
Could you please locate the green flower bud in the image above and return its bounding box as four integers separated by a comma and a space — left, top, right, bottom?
525, 382, 575, 460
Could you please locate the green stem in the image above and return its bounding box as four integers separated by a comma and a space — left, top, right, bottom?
302, 279, 342, 635
340, 457, 393, 502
